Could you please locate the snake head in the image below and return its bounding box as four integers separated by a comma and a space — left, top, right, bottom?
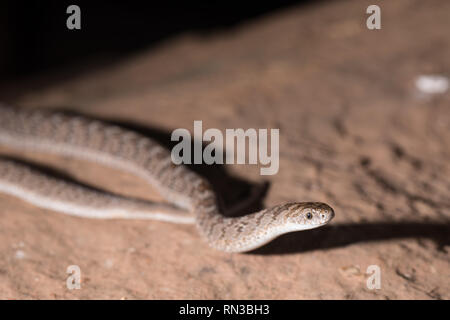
284, 202, 335, 230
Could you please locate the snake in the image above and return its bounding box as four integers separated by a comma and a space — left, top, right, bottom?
0, 104, 334, 252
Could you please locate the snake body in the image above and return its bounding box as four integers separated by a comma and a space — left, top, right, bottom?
0, 105, 334, 252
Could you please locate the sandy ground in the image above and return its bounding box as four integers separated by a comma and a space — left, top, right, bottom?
0, 0, 449, 299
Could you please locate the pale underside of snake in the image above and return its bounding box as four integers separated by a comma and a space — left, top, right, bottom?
0, 104, 334, 252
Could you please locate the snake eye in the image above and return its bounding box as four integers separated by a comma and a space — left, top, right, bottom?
306, 212, 313, 219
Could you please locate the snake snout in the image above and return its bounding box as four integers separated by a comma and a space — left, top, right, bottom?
311, 202, 334, 225
320, 203, 334, 223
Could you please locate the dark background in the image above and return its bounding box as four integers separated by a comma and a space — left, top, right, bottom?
0, 1, 318, 81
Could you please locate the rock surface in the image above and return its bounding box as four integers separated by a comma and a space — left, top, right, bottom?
0, 0, 449, 299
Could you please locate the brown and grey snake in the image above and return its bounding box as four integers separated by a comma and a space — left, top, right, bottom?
0, 104, 334, 252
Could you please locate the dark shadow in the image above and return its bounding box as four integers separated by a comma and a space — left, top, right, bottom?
250, 222, 450, 255
0, 1, 327, 81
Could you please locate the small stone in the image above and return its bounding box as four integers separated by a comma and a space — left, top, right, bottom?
14, 250, 26, 260
415, 75, 449, 94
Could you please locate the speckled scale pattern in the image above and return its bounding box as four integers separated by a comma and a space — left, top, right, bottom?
0, 105, 334, 252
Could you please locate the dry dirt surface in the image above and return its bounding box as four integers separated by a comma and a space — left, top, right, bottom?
0, 0, 449, 299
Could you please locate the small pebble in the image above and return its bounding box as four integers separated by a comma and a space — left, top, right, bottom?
14, 250, 26, 259
415, 75, 449, 94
